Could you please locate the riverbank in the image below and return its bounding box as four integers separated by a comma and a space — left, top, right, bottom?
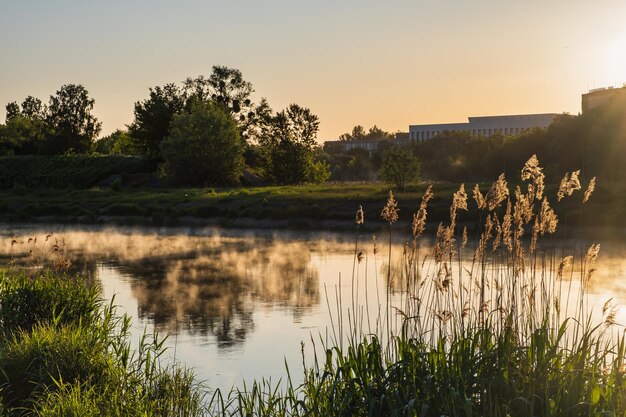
0, 180, 622, 232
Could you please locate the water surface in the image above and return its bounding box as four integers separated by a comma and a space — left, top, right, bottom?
2, 224, 626, 393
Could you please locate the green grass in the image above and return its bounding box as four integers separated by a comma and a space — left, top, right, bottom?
0, 270, 205, 416
0, 179, 623, 230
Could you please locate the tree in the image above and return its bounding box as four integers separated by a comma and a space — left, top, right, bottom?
3, 97, 49, 154
379, 146, 420, 191
45, 84, 101, 154
338, 125, 393, 141
0, 115, 46, 155
129, 83, 185, 158
21, 96, 46, 120
339, 125, 366, 141
92, 129, 139, 155
160, 99, 244, 186
5, 102, 20, 122
184, 66, 256, 141
259, 103, 328, 184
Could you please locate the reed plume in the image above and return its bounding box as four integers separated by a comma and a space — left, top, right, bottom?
557, 170, 582, 201
485, 174, 509, 211
473, 184, 486, 210
583, 177, 596, 203
381, 191, 399, 225
355, 205, 365, 225
412, 185, 433, 238
521, 154, 545, 201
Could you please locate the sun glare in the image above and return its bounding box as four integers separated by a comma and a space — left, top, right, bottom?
604, 37, 626, 87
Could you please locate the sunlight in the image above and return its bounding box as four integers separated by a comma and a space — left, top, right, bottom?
604, 37, 626, 86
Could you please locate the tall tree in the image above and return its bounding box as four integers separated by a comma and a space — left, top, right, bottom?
5, 102, 20, 123
128, 83, 185, 158
21, 96, 46, 120
184, 66, 256, 141
45, 84, 101, 154
259, 103, 327, 184
160, 99, 244, 185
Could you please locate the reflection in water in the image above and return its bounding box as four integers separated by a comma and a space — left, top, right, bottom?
1, 227, 321, 349
4, 225, 626, 391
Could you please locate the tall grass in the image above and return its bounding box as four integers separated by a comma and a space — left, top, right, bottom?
0, 269, 205, 416
205, 155, 626, 416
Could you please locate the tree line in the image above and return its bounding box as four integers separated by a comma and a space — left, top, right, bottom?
0, 66, 329, 186
323, 94, 626, 187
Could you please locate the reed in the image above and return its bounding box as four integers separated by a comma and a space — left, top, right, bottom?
208, 155, 624, 417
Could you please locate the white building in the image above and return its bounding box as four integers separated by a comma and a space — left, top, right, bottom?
408, 113, 559, 142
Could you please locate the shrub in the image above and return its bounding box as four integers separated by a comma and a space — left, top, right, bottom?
160, 100, 244, 186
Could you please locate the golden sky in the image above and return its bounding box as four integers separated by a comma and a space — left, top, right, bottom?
1, 0, 625, 142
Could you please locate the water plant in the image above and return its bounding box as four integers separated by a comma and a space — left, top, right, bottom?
205, 155, 626, 417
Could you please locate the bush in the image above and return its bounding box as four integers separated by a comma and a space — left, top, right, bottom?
160, 100, 244, 186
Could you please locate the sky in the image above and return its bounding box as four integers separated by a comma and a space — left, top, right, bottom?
1, 0, 625, 142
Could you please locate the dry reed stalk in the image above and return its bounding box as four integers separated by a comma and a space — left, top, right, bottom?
557, 255, 573, 278
450, 184, 468, 227
492, 214, 502, 251
473, 184, 486, 210
539, 197, 558, 236
583, 177, 596, 203
381, 191, 399, 224
486, 174, 509, 211
412, 185, 433, 238
355, 205, 364, 225
461, 227, 468, 249
502, 199, 513, 253
557, 170, 582, 201
521, 154, 545, 202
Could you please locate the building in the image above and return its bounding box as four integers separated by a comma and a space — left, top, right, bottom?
408, 113, 559, 142
581, 85, 626, 113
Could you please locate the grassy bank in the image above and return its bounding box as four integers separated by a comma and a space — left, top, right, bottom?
0, 269, 205, 416
0, 179, 623, 231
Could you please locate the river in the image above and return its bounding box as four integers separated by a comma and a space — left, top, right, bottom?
1, 224, 625, 394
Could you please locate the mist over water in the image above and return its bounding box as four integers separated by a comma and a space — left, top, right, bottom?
2, 224, 626, 392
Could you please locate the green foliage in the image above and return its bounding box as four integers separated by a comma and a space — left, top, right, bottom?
128, 83, 186, 158
44, 84, 102, 154
0, 115, 47, 155
2, 87, 100, 156
0, 270, 206, 416
91, 129, 140, 155
160, 99, 244, 186
0, 272, 100, 337
0, 155, 154, 189
338, 125, 394, 142
184, 66, 256, 141
0, 322, 116, 409
378, 146, 420, 191
259, 103, 329, 184
308, 159, 331, 184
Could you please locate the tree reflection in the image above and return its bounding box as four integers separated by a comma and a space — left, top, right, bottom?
1, 228, 320, 349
